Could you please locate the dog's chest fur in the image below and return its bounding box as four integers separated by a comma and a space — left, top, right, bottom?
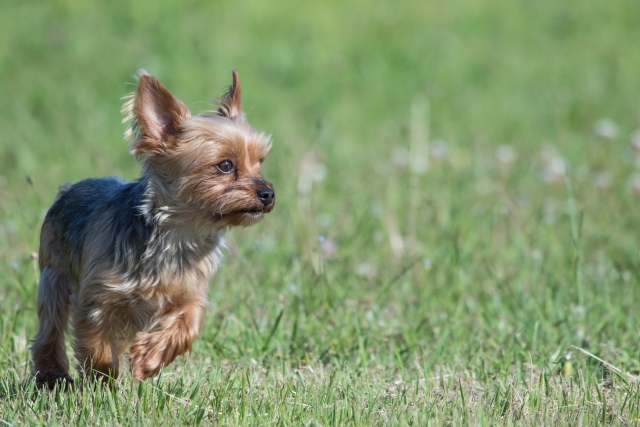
49, 176, 223, 330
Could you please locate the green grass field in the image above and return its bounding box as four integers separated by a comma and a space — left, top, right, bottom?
2, 0, 640, 424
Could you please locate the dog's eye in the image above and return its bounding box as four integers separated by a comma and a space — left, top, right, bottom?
216, 160, 235, 174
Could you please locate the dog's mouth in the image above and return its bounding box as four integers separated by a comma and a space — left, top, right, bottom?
215, 209, 265, 219
240, 210, 264, 218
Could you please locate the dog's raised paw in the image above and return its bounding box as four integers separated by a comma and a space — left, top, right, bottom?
129, 333, 165, 380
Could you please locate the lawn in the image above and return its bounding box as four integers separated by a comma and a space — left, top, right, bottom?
1, 0, 640, 425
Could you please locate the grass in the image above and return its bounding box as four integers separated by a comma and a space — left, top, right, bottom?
1, 0, 640, 424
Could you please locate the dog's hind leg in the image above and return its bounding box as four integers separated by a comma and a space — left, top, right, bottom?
31, 224, 73, 389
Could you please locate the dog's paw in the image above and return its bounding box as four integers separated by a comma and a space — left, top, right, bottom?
128, 333, 165, 380
35, 371, 74, 391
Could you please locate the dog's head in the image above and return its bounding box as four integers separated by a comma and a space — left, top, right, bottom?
123, 70, 274, 228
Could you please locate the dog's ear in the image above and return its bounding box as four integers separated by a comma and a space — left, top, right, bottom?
129, 72, 191, 154
217, 69, 242, 119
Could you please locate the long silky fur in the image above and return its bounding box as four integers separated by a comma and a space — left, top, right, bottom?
31, 70, 275, 387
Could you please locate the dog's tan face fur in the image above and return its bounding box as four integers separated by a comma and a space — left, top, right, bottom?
126, 70, 275, 229
176, 117, 274, 227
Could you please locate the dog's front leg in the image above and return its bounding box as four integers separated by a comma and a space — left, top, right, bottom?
129, 300, 205, 380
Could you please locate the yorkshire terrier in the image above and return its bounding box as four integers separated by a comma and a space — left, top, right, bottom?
31, 70, 275, 389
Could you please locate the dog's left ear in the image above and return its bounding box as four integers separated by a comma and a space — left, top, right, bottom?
217, 69, 242, 119
130, 72, 191, 155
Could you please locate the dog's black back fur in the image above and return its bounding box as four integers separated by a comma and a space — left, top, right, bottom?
45, 177, 152, 284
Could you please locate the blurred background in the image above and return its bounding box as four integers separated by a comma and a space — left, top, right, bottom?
1, 0, 640, 386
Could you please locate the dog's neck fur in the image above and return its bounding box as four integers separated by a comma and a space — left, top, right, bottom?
134, 168, 224, 292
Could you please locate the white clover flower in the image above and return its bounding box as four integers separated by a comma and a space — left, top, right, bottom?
298, 153, 326, 196
355, 262, 377, 279
496, 145, 517, 166
540, 157, 566, 183
320, 238, 337, 258
429, 139, 449, 162
594, 171, 612, 189
628, 173, 640, 195
631, 129, 640, 152
593, 119, 618, 140
540, 146, 557, 166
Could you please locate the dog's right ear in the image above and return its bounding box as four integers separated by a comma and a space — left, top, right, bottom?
217, 69, 242, 119
123, 71, 191, 155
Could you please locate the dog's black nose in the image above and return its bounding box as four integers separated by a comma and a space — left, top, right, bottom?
257, 187, 275, 206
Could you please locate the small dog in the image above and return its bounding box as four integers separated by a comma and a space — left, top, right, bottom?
31, 70, 275, 389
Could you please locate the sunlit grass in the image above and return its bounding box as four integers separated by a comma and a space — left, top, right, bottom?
1, 0, 640, 424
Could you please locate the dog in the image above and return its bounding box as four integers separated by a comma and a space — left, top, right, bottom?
31, 70, 275, 389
